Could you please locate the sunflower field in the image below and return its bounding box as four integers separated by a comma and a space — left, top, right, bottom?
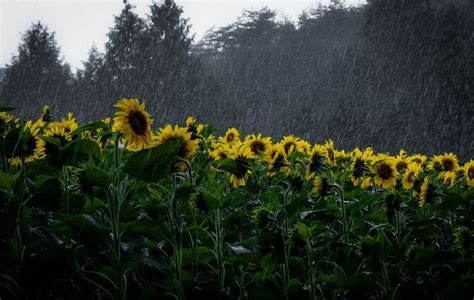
0, 99, 473, 299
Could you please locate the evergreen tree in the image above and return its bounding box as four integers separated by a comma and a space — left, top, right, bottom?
102, 2, 147, 103
0, 22, 72, 116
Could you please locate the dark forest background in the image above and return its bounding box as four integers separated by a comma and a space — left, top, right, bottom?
0, 0, 473, 158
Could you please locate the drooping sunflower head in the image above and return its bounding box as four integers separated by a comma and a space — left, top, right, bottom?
43, 118, 78, 145
113, 98, 153, 151
463, 160, 474, 188
419, 177, 435, 207
306, 144, 326, 179
373, 157, 398, 190
442, 171, 457, 187
350, 147, 374, 183
280, 135, 300, 156
402, 162, 422, 190
312, 176, 330, 198
243, 134, 272, 158
228, 146, 252, 187
9, 121, 46, 167
323, 139, 336, 165
155, 124, 199, 159
263, 144, 289, 174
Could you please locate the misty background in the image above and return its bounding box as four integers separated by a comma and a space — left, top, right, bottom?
0, 0, 473, 158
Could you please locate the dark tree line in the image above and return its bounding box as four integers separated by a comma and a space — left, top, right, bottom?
0, 0, 472, 158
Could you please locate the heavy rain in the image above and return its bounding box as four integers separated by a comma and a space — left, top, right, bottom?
1, 0, 472, 158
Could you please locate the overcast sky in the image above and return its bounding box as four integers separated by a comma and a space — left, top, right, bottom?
0, 0, 365, 70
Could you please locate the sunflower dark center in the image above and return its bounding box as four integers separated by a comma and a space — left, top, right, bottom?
442, 158, 454, 172
226, 133, 235, 142
250, 141, 266, 153
468, 167, 474, 180
396, 161, 407, 171
128, 110, 148, 135
328, 149, 335, 162
284, 142, 295, 154
378, 163, 393, 180
407, 172, 415, 183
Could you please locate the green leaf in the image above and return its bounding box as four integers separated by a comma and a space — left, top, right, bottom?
124, 139, 182, 182
297, 222, 310, 239
0, 170, 17, 192
61, 139, 101, 165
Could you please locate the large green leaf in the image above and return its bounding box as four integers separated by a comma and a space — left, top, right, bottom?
61, 139, 101, 166
124, 139, 182, 182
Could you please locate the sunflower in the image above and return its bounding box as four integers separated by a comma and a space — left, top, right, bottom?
306, 144, 326, 179
220, 128, 240, 146
40, 104, 53, 122
228, 146, 252, 187
185, 116, 204, 140
373, 158, 398, 189
154, 125, 199, 159
243, 134, 272, 158
264, 144, 289, 174
439, 153, 459, 173
210, 144, 231, 161
0, 111, 18, 135
350, 148, 373, 187
113, 98, 153, 151
442, 171, 456, 187
402, 163, 422, 190
280, 135, 300, 156
428, 155, 444, 172
44, 119, 78, 144
312, 176, 330, 198
407, 153, 427, 165
394, 150, 408, 173
419, 177, 435, 207
463, 160, 474, 188
9, 121, 46, 166
297, 139, 312, 155
323, 139, 336, 166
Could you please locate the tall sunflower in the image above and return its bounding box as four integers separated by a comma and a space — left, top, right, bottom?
463, 160, 474, 188
154, 125, 199, 159
243, 134, 272, 158
306, 144, 326, 179
113, 98, 153, 151
373, 157, 398, 189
